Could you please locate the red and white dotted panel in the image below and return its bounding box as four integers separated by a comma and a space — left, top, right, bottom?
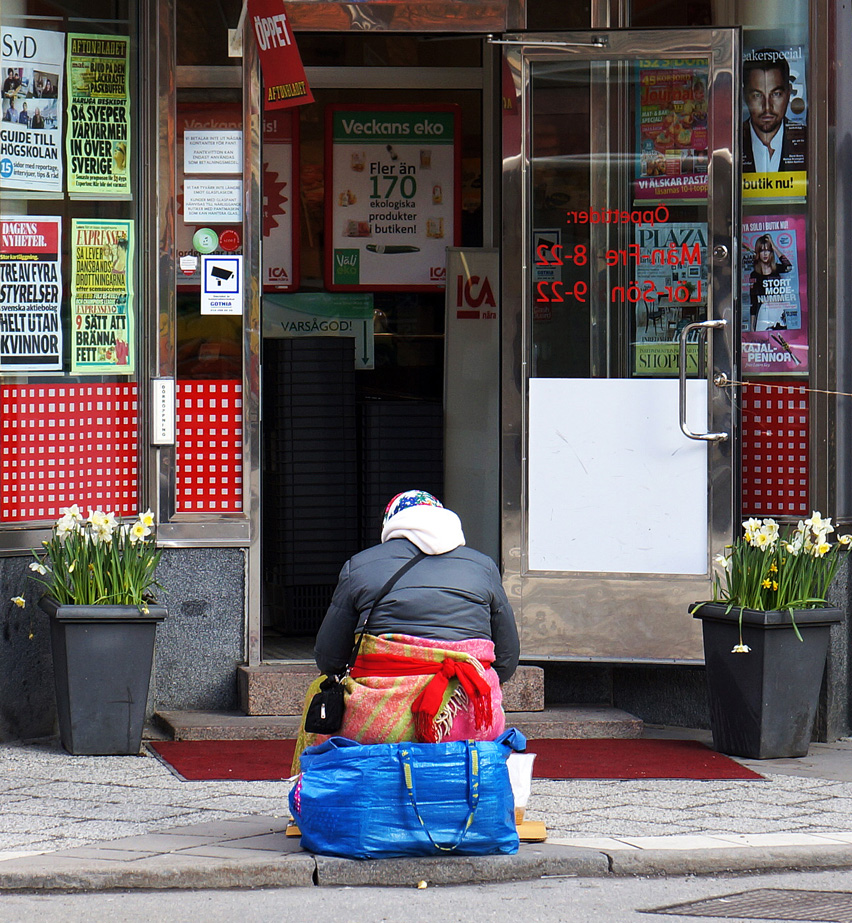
176, 380, 243, 513
740, 379, 809, 517
1, 384, 138, 523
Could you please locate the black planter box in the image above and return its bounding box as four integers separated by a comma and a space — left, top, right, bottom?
693, 602, 842, 759
40, 597, 167, 756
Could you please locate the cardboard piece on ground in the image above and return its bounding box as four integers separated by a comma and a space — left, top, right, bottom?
286, 820, 548, 842
517, 819, 547, 842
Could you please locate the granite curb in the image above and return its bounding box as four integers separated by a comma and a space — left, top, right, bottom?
0, 842, 607, 892
7, 841, 852, 891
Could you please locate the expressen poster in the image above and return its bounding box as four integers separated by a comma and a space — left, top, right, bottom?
70, 218, 135, 374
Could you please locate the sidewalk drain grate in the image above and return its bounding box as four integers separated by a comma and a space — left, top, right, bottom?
645, 888, 852, 921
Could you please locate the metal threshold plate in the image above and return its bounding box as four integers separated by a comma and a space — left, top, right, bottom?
645, 888, 852, 921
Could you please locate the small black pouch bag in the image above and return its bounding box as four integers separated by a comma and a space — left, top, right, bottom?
303, 551, 426, 735
304, 674, 346, 734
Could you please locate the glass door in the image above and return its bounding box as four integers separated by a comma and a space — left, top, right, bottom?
501, 29, 739, 663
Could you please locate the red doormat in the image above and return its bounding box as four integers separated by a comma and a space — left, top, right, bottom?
148, 737, 762, 782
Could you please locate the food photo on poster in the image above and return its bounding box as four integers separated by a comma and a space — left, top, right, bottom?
325, 105, 460, 291
0, 215, 63, 372
65, 34, 130, 196
740, 213, 808, 374
741, 39, 807, 200
633, 59, 709, 203
0, 27, 64, 193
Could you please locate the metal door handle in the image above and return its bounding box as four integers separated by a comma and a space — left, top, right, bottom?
678, 319, 728, 442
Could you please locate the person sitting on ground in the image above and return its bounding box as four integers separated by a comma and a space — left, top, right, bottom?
292, 490, 520, 770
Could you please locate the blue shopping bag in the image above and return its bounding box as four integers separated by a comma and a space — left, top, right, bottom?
290, 728, 526, 860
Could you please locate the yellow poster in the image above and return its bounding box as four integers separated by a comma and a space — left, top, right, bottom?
71, 218, 134, 375
65, 34, 130, 195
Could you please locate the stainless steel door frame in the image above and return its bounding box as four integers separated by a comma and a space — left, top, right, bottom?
501, 29, 740, 664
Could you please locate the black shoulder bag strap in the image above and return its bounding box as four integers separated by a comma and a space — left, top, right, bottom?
343, 550, 426, 678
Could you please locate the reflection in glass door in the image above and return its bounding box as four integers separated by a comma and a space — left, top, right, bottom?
501, 30, 739, 663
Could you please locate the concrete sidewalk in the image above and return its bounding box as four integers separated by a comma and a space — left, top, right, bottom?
3, 728, 852, 890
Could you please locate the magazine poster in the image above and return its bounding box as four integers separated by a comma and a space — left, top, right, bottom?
0, 216, 62, 371
741, 214, 808, 374
632, 221, 708, 376
66, 34, 131, 196
325, 105, 460, 291
634, 59, 709, 204
176, 102, 298, 292
742, 41, 807, 200
70, 218, 135, 375
0, 28, 65, 193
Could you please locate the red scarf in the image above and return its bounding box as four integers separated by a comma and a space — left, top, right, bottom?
350, 652, 493, 743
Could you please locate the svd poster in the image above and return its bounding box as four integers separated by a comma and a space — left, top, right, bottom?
1, 27, 64, 193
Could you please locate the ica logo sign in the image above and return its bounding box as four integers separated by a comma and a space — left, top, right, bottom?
455, 273, 497, 319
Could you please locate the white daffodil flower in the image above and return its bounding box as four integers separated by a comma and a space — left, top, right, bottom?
11, 596, 25, 608
28, 562, 47, 575
761, 519, 780, 540
731, 643, 751, 654
138, 509, 155, 529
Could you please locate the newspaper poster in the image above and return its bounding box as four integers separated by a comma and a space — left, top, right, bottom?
741, 214, 808, 374
634, 59, 709, 204
1, 28, 65, 193
631, 221, 708, 376
66, 34, 130, 195
70, 218, 135, 375
0, 216, 62, 371
742, 41, 807, 200
325, 105, 460, 291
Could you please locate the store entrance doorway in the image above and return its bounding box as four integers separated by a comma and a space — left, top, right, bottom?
500, 28, 740, 663
260, 73, 487, 661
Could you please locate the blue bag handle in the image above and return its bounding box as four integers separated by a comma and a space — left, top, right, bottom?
399, 741, 480, 853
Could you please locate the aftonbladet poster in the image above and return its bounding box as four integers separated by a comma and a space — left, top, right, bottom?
634, 59, 709, 204
0, 27, 65, 193
741, 214, 808, 374
70, 218, 135, 375
325, 105, 460, 291
0, 216, 62, 371
742, 40, 807, 200
65, 34, 130, 196
631, 221, 708, 376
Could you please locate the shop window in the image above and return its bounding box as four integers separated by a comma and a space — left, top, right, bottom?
0, 2, 140, 527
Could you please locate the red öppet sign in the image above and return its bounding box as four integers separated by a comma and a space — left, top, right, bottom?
247, 0, 314, 111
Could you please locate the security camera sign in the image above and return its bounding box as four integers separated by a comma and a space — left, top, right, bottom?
201, 254, 242, 314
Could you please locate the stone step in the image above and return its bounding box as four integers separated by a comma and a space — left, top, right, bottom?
154, 705, 643, 742
238, 663, 546, 716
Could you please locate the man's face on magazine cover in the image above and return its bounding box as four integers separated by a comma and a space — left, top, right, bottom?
745, 66, 790, 139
